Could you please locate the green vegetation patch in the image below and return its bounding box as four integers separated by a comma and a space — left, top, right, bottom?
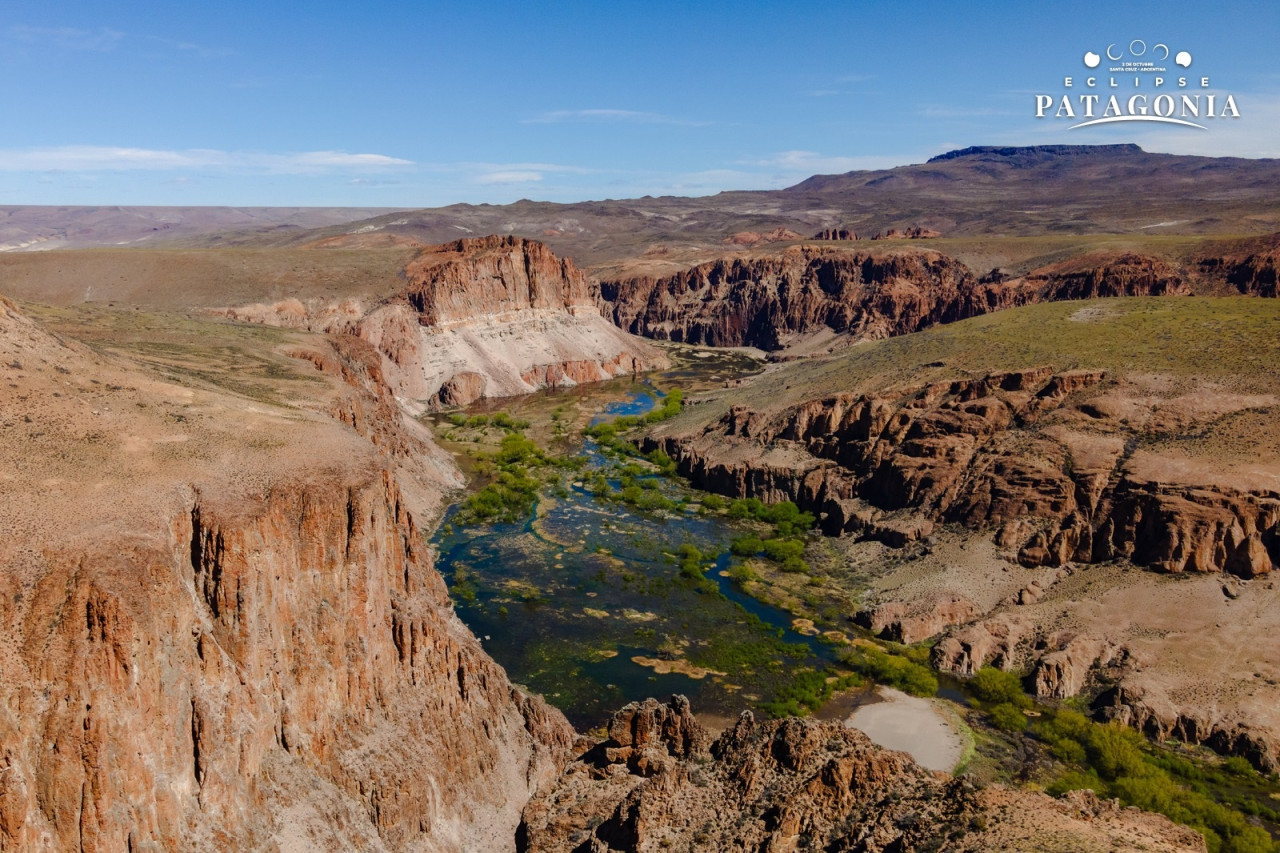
1033, 708, 1279, 853
837, 644, 938, 697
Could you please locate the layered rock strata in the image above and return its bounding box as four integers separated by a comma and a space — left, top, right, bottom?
644, 367, 1277, 578
223, 235, 665, 411
639, 363, 1280, 768
601, 248, 1198, 352
601, 246, 1014, 349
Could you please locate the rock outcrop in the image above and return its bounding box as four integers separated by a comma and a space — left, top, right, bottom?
601, 246, 1017, 349
1196, 233, 1280, 297
812, 227, 857, 241
723, 227, 803, 246
518, 696, 1205, 853
0, 296, 575, 850
223, 235, 665, 412
1021, 252, 1190, 300
871, 226, 941, 240
600, 247, 1213, 353
644, 367, 1278, 579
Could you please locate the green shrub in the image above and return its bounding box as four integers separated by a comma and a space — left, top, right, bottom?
968, 667, 1031, 709
837, 645, 937, 697
699, 493, 727, 511
988, 702, 1028, 732
759, 669, 861, 717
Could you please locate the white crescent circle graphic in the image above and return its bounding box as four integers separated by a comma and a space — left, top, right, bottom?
1153, 43, 1170, 60
1130, 39, 1147, 57
1106, 43, 1121, 61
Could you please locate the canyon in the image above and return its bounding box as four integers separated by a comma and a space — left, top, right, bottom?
5, 144, 1280, 850
0, 295, 575, 850
639, 296, 1280, 774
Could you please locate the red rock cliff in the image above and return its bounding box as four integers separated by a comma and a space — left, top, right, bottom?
601, 246, 1016, 349
222, 235, 665, 412
0, 297, 575, 851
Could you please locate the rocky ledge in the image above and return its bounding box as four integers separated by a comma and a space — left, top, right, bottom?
518, 696, 1205, 852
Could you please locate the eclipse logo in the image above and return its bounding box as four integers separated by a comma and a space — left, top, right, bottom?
1034, 41, 1241, 130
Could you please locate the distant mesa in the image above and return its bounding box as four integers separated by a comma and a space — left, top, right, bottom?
723, 227, 803, 246
812, 227, 857, 241
871, 226, 941, 240
927, 144, 1144, 163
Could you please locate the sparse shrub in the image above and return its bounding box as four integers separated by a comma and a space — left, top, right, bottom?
988, 702, 1028, 732
968, 667, 1031, 709
837, 645, 937, 697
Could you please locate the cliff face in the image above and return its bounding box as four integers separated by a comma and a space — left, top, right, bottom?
0, 296, 575, 851
518, 696, 1205, 853
600, 247, 1205, 352
640, 358, 1280, 768
223, 235, 666, 412
1020, 252, 1190, 300
1196, 234, 1280, 298
601, 246, 1015, 349
647, 367, 1277, 579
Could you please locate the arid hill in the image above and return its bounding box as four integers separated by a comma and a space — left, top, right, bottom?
5, 146, 1280, 272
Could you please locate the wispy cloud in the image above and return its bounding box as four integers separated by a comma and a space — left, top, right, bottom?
740, 150, 908, 173
0, 146, 414, 173
474, 170, 544, 185
917, 104, 1019, 118
6, 24, 227, 57
8, 25, 124, 51
806, 73, 877, 97
523, 109, 711, 127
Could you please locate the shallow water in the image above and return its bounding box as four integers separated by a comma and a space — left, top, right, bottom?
431, 376, 838, 729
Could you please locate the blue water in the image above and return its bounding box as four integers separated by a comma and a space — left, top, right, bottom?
431, 386, 839, 728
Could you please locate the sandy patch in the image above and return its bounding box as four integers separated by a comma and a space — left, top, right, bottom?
791, 618, 819, 636
846, 687, 966, 773
630, 656, 727, 679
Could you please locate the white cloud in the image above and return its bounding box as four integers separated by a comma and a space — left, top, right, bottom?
0, 146, 414, 173
740, 150, 910, 173
474, 170, 544, 185
8, 25, 124, 51
523, 109, 711, 127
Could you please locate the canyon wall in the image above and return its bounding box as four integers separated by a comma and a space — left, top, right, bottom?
601, 246, 1243, 352
639, 363, 1280, 768
600, 246, 1014, 349
0, 296, 575, 850
223, 235, 665, 412
645, 367, 1277, 579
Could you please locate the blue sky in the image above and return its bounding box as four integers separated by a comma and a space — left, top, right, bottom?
1, 0, 1277, 206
